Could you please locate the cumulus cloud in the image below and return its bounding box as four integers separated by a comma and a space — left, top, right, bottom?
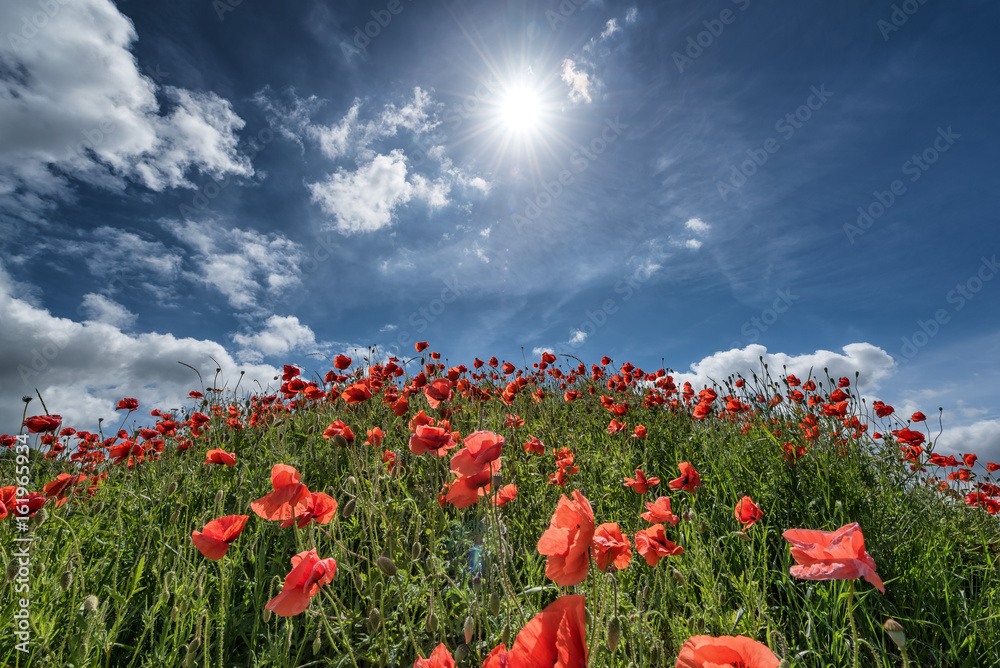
233, 315, 317, 363
934, 419, 1000, 470
569, 330, 588, 346
672, 343, 898, 392
309, 150, 414, 233
561, 59, 593, 104
80, 293, 137, 329
532, 346, 556, 357
682, 239, 702, 250
161, 219, 305, 311
685, 217, 711, 234
0, 0, 252, 216
0, 260, 279, 435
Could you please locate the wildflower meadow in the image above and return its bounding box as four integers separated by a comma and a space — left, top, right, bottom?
1, 346, 998, 667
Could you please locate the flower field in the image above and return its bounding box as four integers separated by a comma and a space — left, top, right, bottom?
2, 346, 998, 667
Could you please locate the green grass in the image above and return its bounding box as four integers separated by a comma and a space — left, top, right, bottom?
1, 355, 998, 667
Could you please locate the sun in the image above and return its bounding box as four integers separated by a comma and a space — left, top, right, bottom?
499, 84, 541, 132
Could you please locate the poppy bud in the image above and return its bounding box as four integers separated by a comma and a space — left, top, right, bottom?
472, 574, 482, 593
346, 476, 357, 488
424, 611, 438, 633
502, 625, 510, 646
372, 582, 383, 601
82, 594, 99, 613
214, 489, 225, 505
354, 572, 364, 591
491, 473, 503, 488
672, 569, 686, 586
333, 434, 349, 448
883, 619, 906, 650
341, 498, 356, 519
455, 644, 469, 662
463, 616, 475, 644
171, 606, 179, 622
411, 541, 422, 561
650, 643, 661, 664
312, 637, 322, 655
489, 592, 500, 616
31, 507, 48, 527
6, 559, 19, 582
376, 555, 397, 577
166, 482, 178, 496
369, 607, 382, 631
169, 507, 181, 524
732, 530, 751, 542
92, 501, 104, 515
424, 554, 436, 572
60, 569, 72, 591
188, 638, 201, 655
262, 607, 272, 623
607, 616, 622, 653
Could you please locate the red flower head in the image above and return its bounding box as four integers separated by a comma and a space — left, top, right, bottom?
501, 595, 588, 668
446, 460, 501, 509
266, 548, 337, 617
409, 425, 458, 457
413, 643, 455, 668
641, 496, 680, 526
782, 522, 885, 593
42, 473, 89, 507
204, 448, 236, 466
624, 469, 660, 495
675, 635, 780, 668
251, 464, 312, 521
493, 484, 518, 508
910, 411, 927, 422
537, 490, 595, 586
963, 453, 978, 468
322, 420, 355, 443
365, 427, 384, 447
523, 435, 545, 455
669, 462, 702, 493
24, 415, 62, 433
191, 515, 249, 560
424, 378, 454, 409
341, 383, 373, 405
504, 413, 525, 428
382, 450, 397, 474
631, 425, 648, 439
450, 431, 505, 476
334, 354, 353, 370
734, 496, 763, 529
607, 418, 627, 434
280, 492, 338, 529
591, 523, 632, 572
634, 524, 684, 566
415, 341, 429, 352
116, 398, 139, 411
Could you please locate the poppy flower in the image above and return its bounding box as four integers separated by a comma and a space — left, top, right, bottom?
493, 484, 518, 508
624, 469, 660, 495
266, 548, 337, 617
392, 397, 409, 416
365, 427, 384, 447
415, 341, 429, 352
341, 383, 373, 404
322, 420, 355, 443
446, 460, 501, 509
383, 450, 398, 474
251, 464, 312, 522
523, 435, 545, 455
334, 354, 353, 370
607, 418, 627, 434
503, 595, 588, 668
782, 522, 885, 593
280, 492, 338, 528
592, 523, 631, 572
965, 492, 1000, 514
42, 473, 89, 507
641, 496, 680, 526
734, 496, 763, 529
669, 462, 702, 493
191, 515, 249, 560
634, 524, 684, 566
963, 453, 978, 468
450, 431, 505, 476
632, 425, 647, 438
116, 398, 139, 411
988, 462, 1000, 473
23, 415, 62, 433
424, 378, 454, 409
505, 414, 525, 428
675, 634, 779, 668
408, 425, 458, 457
204, 448, 236, 466
537, 490, 595, 586
910, 411, 926, 422
413, 642, 455, 668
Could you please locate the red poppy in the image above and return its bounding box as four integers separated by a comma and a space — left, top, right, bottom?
592, 523, 631, 572
624, 469, 660, 495
408, 425, 458, 457
607, 418, 627, 434
24, 415, 62, 433
413, 642, 456, 668
446, 460, 501, 509
782, 522, 885, 593
450, 431, 505, 476
363, 427, 384, 448
523, 435, 546, 455
504, 414, 525, 428
675, 634, 780, 668
42, 473, 89, 507
641, 497, 680, 526
669, 462, 702, 493
204, 448, 236, 466
424, 378, 454, 409
191, 515, 249, 560
280, 492, 338, 528
383, 450, 398, 474
392, 397, 409, 416
502, 595, 588, 668
322, 420, 355, 443
734, 496, 763, 529
892, 428, 924, 447
988, 462, 1000, 473
190, 390, 204, 398
116, 398, 139, 411
493, 484, 518, 507
911, 411, 926, 422
537, 490, 595, 586
632, 425, 648, 439
965, 492, 1000, 514
634, 524, 684, 566
341, 383, 373, 404
415, 341, 429, 352
963, 453, 978, 468
266, 548, 337, 617
334, 354, 353, 370
251, 464, 312, 521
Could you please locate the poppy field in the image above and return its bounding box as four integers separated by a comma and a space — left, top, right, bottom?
1, 346, 999, 667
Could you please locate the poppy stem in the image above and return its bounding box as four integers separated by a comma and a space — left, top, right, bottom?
846, 580, 858, 668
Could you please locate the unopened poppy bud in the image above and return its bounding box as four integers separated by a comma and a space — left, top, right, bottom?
376, 555, 397, 577
262, 607, 272, 623
732, 530, 751, 542
883, 619, 906, 650
60, 570, 72, 591
333, 434, 349, 448
169, 507, 181, 524
411, 541, 422, 561
369, 607, 382, 631
472, 574, 482, 592
346, 476, 357, 488
188, 638, 201, 657
171, 606, 179, 622
464, 616, 475, 644
372, 582, 383, 600
650, 643, 661, 664
166, 482, 178, 496
425, 554, 436, 572
83, 594, 99, 613
6, 559, 19, 581
92, 501, 104, 515
31, 507, 48, 527
354, 572, 364, 591
488, 592, 500, 616
312, 637, 322, 655
502, 625, 510, 646
672, 569, 686, 586
491, 473, 503, 488
455, 644, 468, 662
341, 498, 356, 518
424, 611, 438, 633
607, 616, 622, 653
214, 489, 225, 505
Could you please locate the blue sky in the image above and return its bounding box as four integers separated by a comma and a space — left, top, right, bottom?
1, 0, 999, 463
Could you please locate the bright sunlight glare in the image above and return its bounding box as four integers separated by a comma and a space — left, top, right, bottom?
499, 85, 541, 132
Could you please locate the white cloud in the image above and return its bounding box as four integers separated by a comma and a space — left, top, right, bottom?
0, 260, 279, 435
309, 150, 413, 233
532, 346, 556, 357
0, 0, 252, 214
379, 323, 397, 332
480, 227, 491, 238
80, 293, 137, 329
561, 59, 593, 104
410, 174, 451, 209
601, 19, 620, 40
625, 7, 638, 23
934, 419, 1000, 469
569, 330, 588, 346
233, 315, 317, 362
683, 239, 703, 250
685, 217, 711, 234
161, 219, 305, 311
